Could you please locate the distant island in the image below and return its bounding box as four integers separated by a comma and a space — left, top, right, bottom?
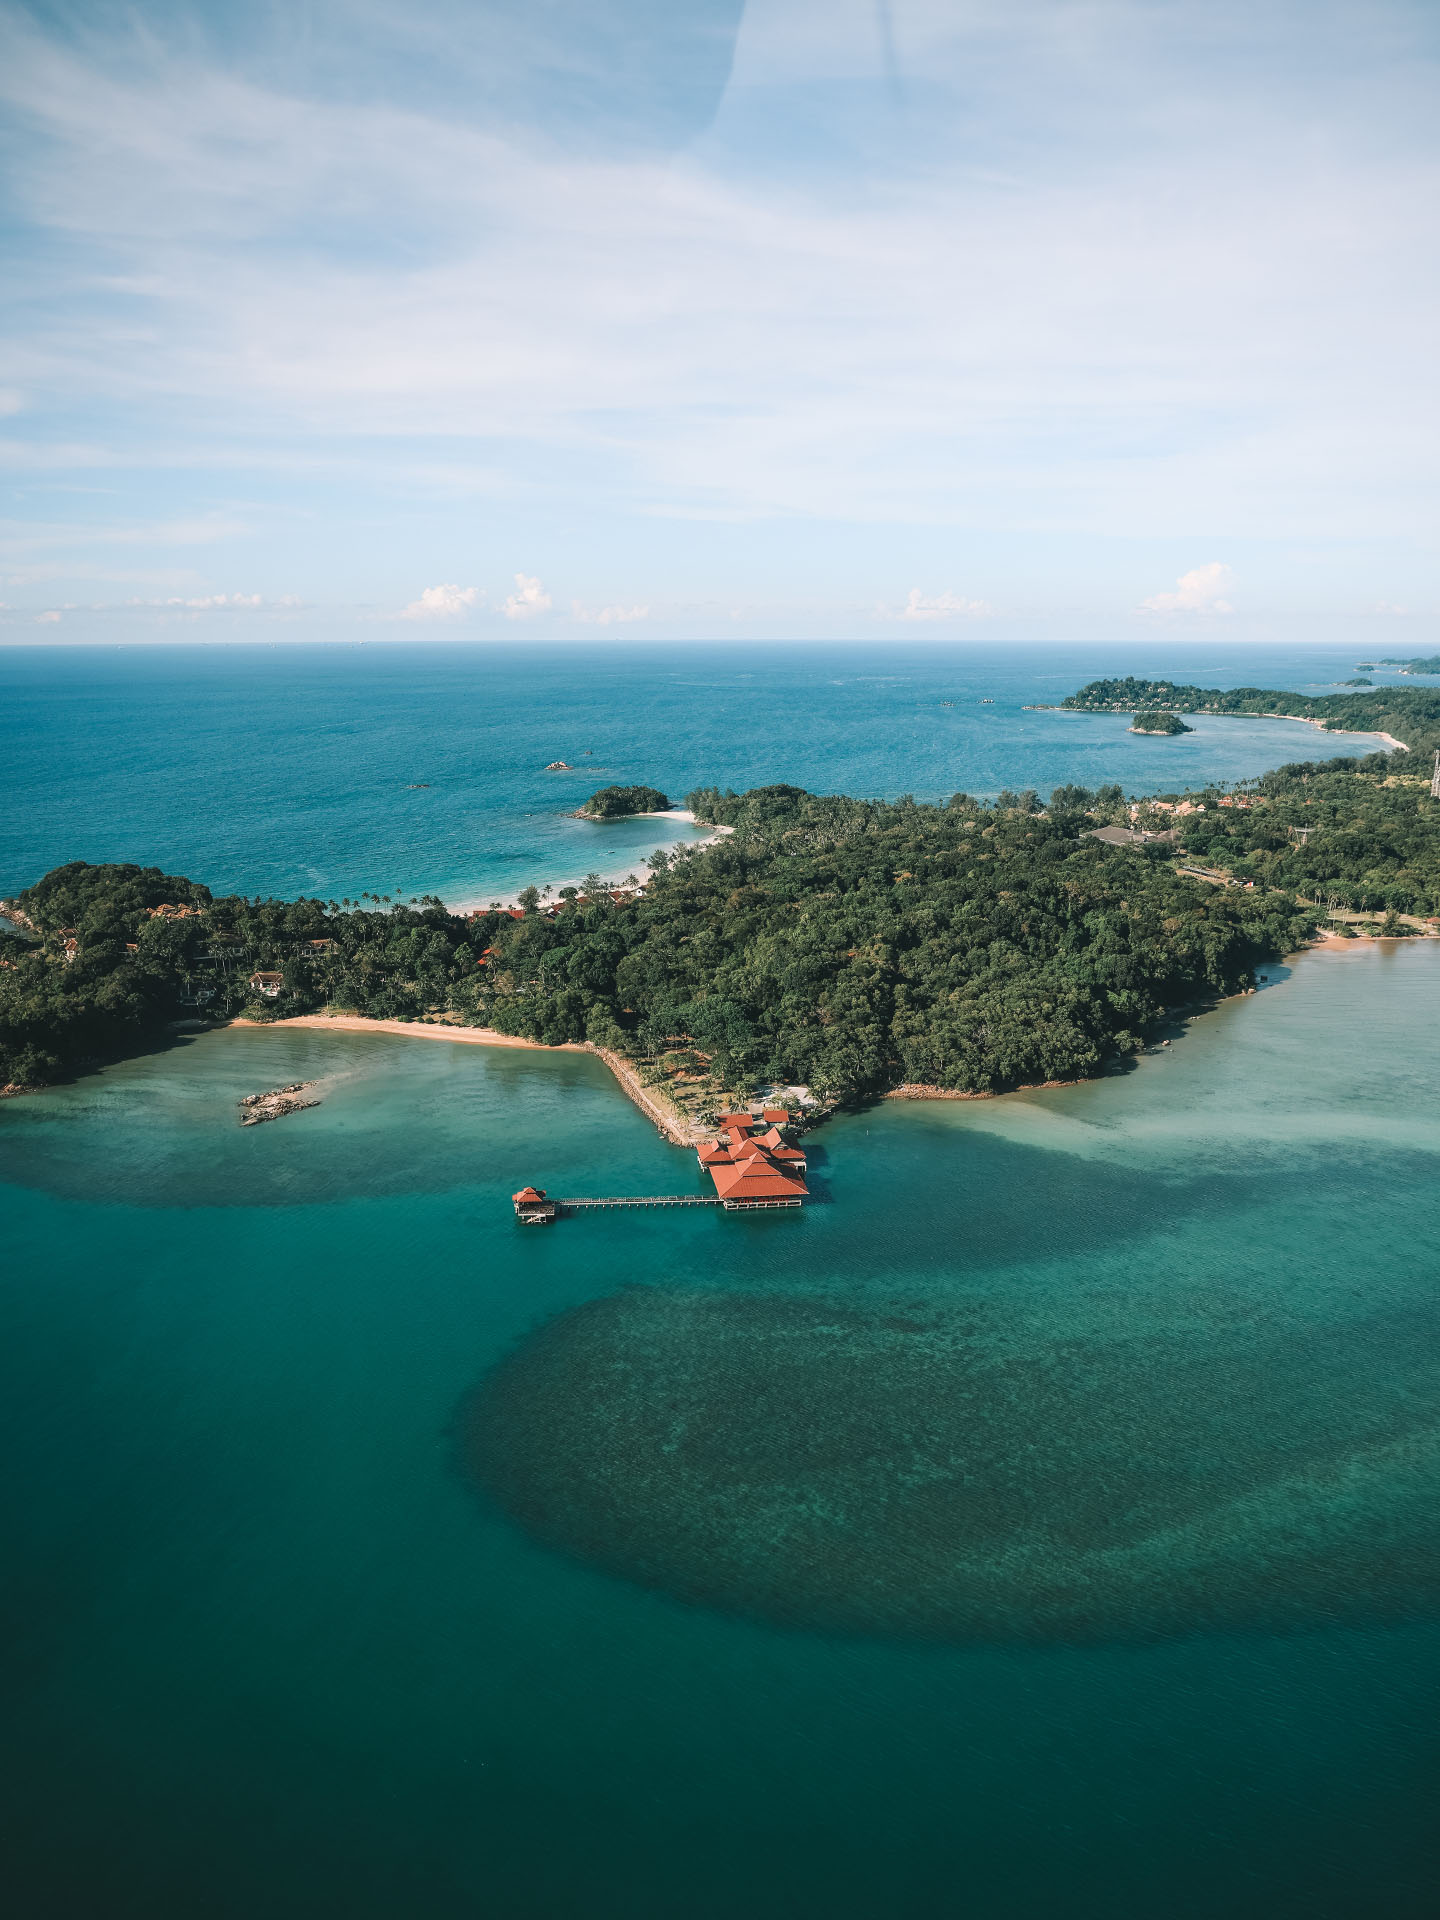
578, 784, 671, 819
1130, 711, 1192, 735
1060, 675, 1440, 753
5, 686, 1438, 1109
1381, 656, 1440, 675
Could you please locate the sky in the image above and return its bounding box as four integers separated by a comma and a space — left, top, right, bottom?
0, 0, 1437, 644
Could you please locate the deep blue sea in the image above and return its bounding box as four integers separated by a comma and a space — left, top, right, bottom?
3, 641, 1438, 1920
0, 638, 1411, 904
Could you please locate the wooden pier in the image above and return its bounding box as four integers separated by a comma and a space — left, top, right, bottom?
557, 1195, 723, 1210
513, 1179, 805, 1224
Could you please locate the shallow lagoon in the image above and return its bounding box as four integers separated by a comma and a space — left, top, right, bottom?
3, 945, 1439, 1916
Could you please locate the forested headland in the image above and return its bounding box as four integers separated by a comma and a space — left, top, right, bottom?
1062, 676, 1440, 754
4, 686, 1438, 1104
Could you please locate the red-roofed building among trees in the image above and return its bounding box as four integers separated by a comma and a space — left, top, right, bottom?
694, 1111, 808, 1208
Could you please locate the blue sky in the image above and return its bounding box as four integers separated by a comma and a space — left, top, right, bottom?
1, 0, 1437, 643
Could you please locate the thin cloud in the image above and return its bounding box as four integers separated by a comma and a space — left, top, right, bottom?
400, 583, 481, 619
572, 600, 649, 625
0, 3, 1435, 619
503, 573, 552, 619
897, 589, 991, 622
1139, 562, 1234, 614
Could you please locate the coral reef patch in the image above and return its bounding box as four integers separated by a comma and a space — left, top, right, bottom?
459, 1286, 1440, 1645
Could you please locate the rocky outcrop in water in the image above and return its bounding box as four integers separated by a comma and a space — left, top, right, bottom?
238, 1082, 320, 1126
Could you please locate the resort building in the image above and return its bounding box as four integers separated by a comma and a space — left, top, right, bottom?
248, 971, 285, 998
696, 1110, 808, 1209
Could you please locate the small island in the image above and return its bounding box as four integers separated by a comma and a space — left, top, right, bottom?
1130, 711, 1193, 735
578, 784, 671, 819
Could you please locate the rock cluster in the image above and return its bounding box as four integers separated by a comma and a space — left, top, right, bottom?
238, 1082, 320, 1126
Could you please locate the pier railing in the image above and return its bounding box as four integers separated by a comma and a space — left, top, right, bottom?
557, 1195, 722, 1210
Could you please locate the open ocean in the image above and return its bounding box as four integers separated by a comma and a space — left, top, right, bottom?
3, 640, 1439, 1919
0, 638, 1410, 905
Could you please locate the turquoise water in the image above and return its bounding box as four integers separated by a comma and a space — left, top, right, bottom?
3, 944, 1439, 1917
4, 642, 1437, 1915
0, 639, 1398, 904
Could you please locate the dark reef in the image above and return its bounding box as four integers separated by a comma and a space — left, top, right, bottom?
459, 1286, 1440, 1646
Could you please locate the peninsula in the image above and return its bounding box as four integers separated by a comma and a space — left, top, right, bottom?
4, 685, 1437, 1111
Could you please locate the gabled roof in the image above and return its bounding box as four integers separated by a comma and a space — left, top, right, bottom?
696, 1140, 733, 1165
731, 1137, 770, 1161
761, 1108, 791, 1124
512, 1186, 547, 1203
709, 1160, 807, 1201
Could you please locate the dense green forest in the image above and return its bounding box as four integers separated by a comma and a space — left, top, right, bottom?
5, 686, 1439, 1100
1131, 711, 1191, 735
0, 864, 498, 1089
578, 784, 670, 818
1164, 759, 1440, 917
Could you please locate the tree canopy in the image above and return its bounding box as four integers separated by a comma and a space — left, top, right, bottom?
579, 785, 670, 818
7, 689, 1438, 1103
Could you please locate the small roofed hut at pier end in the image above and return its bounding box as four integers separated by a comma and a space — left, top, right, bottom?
512, 1186, 557, 1225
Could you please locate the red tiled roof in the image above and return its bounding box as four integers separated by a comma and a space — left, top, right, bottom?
731, 1137, 770, 1160
512, 1186, 547, 1203
761, 1108, 791, 1124
709, 1160, 807, 1201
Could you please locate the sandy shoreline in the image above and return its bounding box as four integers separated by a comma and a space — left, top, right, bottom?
1035, 707, 1407, 754
447, 811, 732, 915
227, 1015, 704, 1142
1273, 714, 1408, 752
231, 1014, 589, 1051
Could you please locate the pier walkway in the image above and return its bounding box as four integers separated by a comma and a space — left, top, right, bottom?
557, 1195, 722, 1210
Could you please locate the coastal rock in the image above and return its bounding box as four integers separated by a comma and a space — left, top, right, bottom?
460, 1286, 1440, 1646
238, 1082, 321, 1126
